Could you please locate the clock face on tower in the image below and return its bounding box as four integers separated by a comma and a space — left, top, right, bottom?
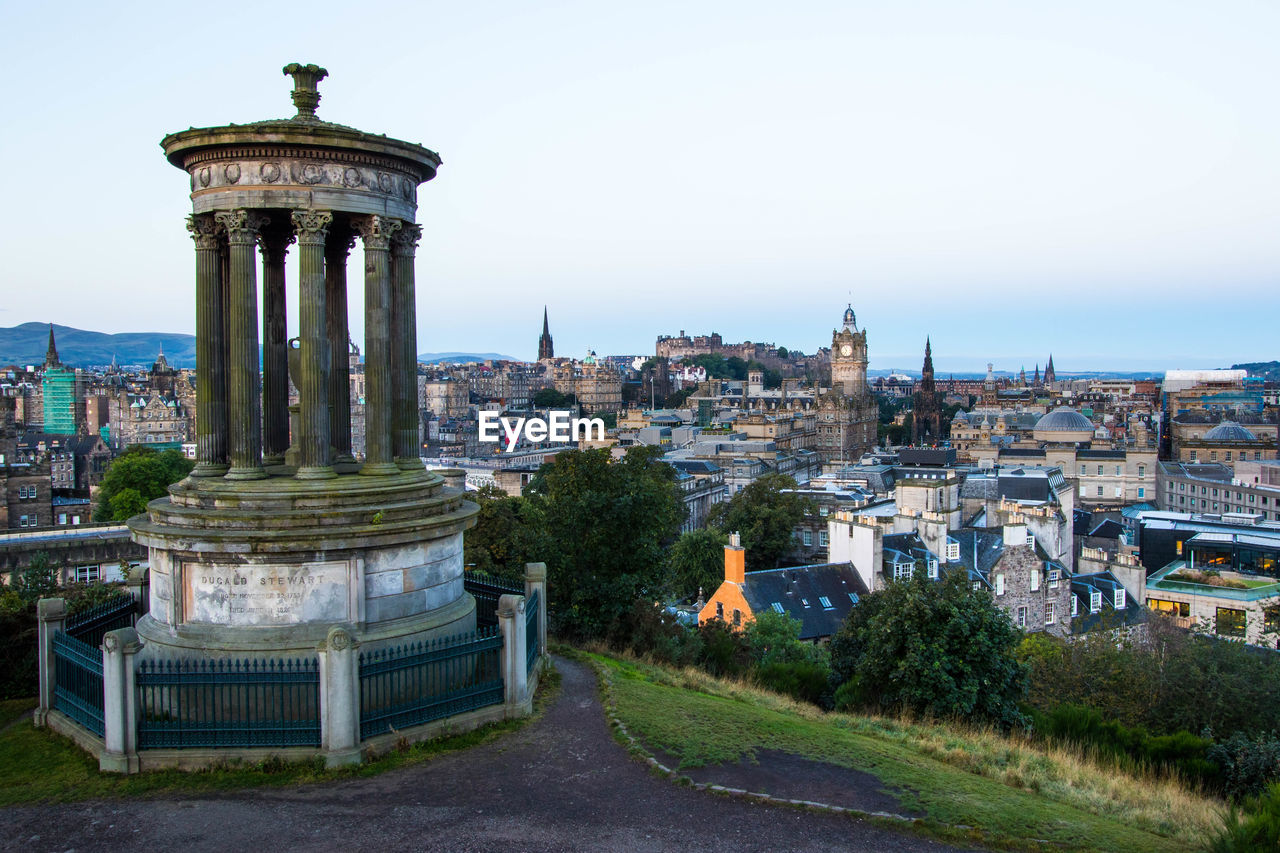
841, 344, 852, 356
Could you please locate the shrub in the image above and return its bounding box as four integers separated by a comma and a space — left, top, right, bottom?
1206, 783, 1280, 853
1208, 732, 1280, 802
695, 620, 751, 678
753, 660, 830, 706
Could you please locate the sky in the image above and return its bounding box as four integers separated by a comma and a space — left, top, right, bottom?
1, 1, 1277, 373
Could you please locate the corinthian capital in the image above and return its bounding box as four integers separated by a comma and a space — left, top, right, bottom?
214, 210, 270, 244
186, 214, 220, 250
353, 215, 401, 251
391, 222, 423, 256
291, 210, 334, 247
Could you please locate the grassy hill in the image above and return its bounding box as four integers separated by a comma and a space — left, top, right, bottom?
587, 650, 1221, 853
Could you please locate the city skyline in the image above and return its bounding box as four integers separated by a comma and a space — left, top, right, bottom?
2, 1, 1276, 371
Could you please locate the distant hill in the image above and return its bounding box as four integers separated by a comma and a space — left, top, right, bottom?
418, 351, 521, 364
0, 323, 195, 369
1232, 361, 1280, 381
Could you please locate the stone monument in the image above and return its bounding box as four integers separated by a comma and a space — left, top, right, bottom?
130, 64, 479, 659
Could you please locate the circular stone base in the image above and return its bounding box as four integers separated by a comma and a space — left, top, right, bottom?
129, 469, 480, 661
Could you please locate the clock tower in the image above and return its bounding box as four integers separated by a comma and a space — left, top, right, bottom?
831, 304, 868, 396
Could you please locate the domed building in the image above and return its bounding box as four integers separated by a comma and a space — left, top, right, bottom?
1033, 407, 1096, 444
1174, 416, 1278, 463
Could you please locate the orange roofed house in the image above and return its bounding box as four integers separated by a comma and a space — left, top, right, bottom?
698, 533, 869, 641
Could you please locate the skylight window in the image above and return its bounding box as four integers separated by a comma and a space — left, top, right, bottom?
801, 598, 811, 608
847, 592, 859, 604
772, 602, 784, 614
819, 596, 833, 609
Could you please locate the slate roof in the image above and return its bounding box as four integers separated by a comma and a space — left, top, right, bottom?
1069, 572, 1147, 633
741, 563, 869, 641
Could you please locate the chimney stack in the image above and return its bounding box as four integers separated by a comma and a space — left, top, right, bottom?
724, 532, 745, 585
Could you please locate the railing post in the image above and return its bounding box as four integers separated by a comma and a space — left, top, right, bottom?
524, 562, 547, 674
34, 597, 66, 728
99, 627, 141, 773
125, 563, 148, 614
498, 594, 529, 715
318, 626, 362, 768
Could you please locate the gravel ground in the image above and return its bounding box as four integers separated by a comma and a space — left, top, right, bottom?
0, 657, 980, 852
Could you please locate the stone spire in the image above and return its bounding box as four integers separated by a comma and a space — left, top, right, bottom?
912, 337, 942, 445
537, 306, 554, 360
1033, 364, 1040, 386
1045, 354, 1056, 385
44, 324, 61, 369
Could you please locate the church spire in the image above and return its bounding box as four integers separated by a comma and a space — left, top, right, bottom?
44, 324, 60, 369
537, 306, 554, 360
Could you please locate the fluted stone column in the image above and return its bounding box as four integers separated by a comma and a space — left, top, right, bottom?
325, 227, 356, 463
292, 210, 336, 479
187, 215, 228, 476
354, 215, 400, 476
259, 228, 293, 466
391, 223, 424, 469
215, 210, 270, 480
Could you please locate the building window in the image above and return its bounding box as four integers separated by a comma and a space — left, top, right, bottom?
1215, 607, 1247, 638
1148, 598, 1190, 618
1190, 450, 1197, 461
1049, 569, 1060, 588
1211, 451, 1218, 461
818, 531, 828, 547
1096, 465, 1103, 475
928, 560, 938, 579
1030, 569, 1040, 592
1226, 451, 1233, 462
1090, 591, 1102, 613
1079, 464, 1086, 475
1114, 588, 1126, 609
995, 574, 1005, 596
1046, 602, 1056, 624
819, 596, 833, 610
1096, 486, 1103, 497
945, 542, 959, 561
802, 530, 812, 546
716, 602, 724, 620
732, 609, 741, 626
1115, 465, 1122, 476
1079, 485, 1087, 498
1016, 606, 1027, 627
1071, 595, 1079, 617
74, 565, 100, 584
771, 602, 784, 614
1138, 464, 1145, 478
1138, 487, 1145, 499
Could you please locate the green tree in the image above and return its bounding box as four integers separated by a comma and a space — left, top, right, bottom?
533, 388, 577, 409
776, 346, 789, 359
669, 527, 729, 600
686, 353, 729, 378
828, 571, 1028, 729
94, 447, 193, 522
13, 551, 60, 605
725, 356, 749, 380
462, 485, 545, 585
667, 387, 695, 408
709, 473, 812, 571
528, 446, 685, 640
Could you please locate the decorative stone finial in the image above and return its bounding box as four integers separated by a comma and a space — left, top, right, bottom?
283, 63, 329, 120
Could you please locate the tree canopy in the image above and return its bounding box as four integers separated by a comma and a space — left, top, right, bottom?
668, 527, 729, 601
709, 473, 811, 571
94, 447, 194, 522
532, 388, 577, 409
526, 446, 685, 640
462, 485, 546, 585
828, 571, 1028, 729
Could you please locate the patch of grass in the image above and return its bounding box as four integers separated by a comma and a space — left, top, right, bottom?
0, 697, 36, 729
590, 651, 1218, 853
0, 664, 559, 806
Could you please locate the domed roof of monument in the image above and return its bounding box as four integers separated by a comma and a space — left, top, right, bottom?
1204, 421, 1256, 442
1033, 407, 1095, 442
161, 63, 441, 180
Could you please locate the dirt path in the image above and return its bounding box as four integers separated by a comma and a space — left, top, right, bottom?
0, 657, 977, 852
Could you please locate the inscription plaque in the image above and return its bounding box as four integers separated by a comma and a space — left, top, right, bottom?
183, 561, 354, 627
